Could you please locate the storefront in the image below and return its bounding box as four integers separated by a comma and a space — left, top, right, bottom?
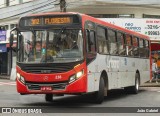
0, 30, 10, 76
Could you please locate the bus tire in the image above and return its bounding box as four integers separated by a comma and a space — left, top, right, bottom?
125, 73, 139, 94
93, 77, 105, 104
131, 73, 140, 94
45, 94, 53, 102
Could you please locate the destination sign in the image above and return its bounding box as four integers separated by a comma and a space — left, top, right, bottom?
31, 18, 40, 25
29, 17, 71, 26
19, 15, 80, 28
44, 17, 71, 25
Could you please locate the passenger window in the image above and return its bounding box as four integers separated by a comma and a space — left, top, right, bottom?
108, 29, 118, 55
139, 38, 145, 57
86, 30, 96, 53
126, 34, 132, 56
117, 32, 126, 56
132, 37, 139, 57
144, 40, 149, 58
97, 26, 109, 54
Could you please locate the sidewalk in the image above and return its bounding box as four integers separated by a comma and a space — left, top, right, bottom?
141, 79, 160, 87
0, 75, 10, 80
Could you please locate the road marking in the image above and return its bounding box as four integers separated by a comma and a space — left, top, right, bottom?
0, 82, 16, 86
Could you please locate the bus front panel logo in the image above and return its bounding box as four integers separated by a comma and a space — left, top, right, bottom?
43, 76, 48, 81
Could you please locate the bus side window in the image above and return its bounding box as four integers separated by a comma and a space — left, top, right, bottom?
97, 26, 109, 54
108, 29, 118, 55
126, 34, 132, 56
144, 40, 150, 58
117, 32, 126, 56
132, 36, 139, 57
86, 30, 96, 54
139, 38, 145, 58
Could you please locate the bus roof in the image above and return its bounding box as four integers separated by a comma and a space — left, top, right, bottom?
80, 13, 150, 40
22, 12, 150, 40
26, 12, 79, 17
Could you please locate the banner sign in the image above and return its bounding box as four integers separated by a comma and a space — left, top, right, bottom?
99, 18, 160, 40
0, 44, 7, 52
0, 31, 6, 41
0, 107, 160, 113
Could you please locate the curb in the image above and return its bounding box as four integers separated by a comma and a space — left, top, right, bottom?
141, 81, 160, 87
0, 76, 10, 80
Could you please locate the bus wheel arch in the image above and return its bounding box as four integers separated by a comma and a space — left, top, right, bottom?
101, 70, 108, 96
125, 70, 140, 94
92, 70, 108, 104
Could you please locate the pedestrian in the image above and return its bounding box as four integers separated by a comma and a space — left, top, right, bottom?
150, 58, 158, 83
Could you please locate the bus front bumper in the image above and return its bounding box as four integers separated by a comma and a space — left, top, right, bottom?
16, 75, 87, 94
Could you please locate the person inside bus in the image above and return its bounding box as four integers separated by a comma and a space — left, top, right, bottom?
40, 42, 54, 62
40, 50, 54, 62
56, 31, 78, 50
55, 32, 69, 51
150, 58, 158, 83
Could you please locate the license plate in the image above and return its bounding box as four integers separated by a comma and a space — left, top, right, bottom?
41, 86, 52, 91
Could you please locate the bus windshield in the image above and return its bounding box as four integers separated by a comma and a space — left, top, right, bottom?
17, 29, 83, 63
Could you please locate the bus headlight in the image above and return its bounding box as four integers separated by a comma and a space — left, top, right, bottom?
17, 73, 25, 84
69, 75, 76, 84
69, 70, 84, 84
17, 73, 20, 78
76, 70, 83, 78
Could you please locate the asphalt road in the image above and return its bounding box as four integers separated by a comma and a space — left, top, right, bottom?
0, 79, 160, 115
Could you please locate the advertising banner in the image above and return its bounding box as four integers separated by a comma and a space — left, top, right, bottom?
99, 18, 160, 40
0, 44, 7, 52
0, 31, 6, 41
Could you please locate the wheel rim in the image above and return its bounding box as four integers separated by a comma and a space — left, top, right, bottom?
136, 78, 139, 91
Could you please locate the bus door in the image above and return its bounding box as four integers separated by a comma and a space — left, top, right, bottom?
85, 23, 97, 92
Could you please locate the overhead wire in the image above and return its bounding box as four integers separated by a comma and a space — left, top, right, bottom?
30, 0, 89, 13
0, 0, 92, 20
0, 0, 16, 7
1, 0, 89, 15
33, 0, 92, 12
59, 0, 94, 11
1, 0, 58, 16
0, 0, 59, 20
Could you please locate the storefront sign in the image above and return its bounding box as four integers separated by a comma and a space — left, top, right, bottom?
0, 31, 6, 41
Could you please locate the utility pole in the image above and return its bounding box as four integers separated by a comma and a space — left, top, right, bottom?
60, 0, 66, 12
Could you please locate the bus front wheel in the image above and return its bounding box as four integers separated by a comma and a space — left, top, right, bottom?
93, 77, 105, 104
45, 94, 53, 102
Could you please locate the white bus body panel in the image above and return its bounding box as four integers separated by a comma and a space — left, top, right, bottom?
87, 54, 150, 92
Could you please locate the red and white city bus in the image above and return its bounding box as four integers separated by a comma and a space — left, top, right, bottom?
10, 12, 151, 103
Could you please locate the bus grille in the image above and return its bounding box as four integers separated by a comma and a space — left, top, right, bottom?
26, 82, 68, 90
22, 65, 72, 74
17, 61, 83, 74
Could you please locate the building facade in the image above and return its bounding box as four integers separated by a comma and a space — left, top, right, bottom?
0, 0, 160, 78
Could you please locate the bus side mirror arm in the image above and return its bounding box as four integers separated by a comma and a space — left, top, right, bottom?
10, 27, 18, 47
10, 34, 14, 47
85, 29, 91, 52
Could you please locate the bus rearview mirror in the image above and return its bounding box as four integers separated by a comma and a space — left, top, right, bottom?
10, 34, 14, 47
